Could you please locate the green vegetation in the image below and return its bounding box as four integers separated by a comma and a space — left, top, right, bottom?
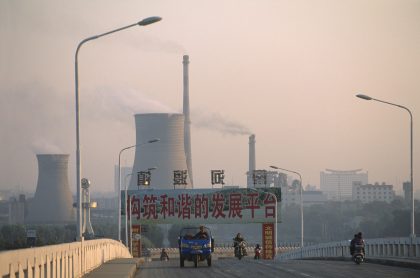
279, 198, 420, 244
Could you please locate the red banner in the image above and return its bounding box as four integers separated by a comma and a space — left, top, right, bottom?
123, 188, 280, 224
262, 223, 275, 259
132, 225, 141, 257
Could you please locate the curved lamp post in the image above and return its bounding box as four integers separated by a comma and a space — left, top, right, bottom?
118, 138, 160, 242
74, 16, 162, 240
270, 165, 304, 248
356, 93, 415, 240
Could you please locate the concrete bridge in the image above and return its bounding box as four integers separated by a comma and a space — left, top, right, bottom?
1, 237, 419, 277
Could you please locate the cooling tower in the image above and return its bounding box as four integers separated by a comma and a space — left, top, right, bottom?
129, 113, 192, 189
183, 55, 194, 187
27, 154, 74, 224
247, 134, 256, 188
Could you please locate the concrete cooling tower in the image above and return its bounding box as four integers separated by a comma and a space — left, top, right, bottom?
27, 154, 75, 224
129, 113, 192, 189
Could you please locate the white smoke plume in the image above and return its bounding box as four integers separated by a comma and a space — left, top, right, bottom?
92, 87, 177, 119
31, 138, 63, 154
192, 110, 252, 136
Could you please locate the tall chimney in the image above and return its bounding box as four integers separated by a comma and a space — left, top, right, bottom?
183, 55, 194, 187
247, 134, 256, 188
27, 154, 74, 224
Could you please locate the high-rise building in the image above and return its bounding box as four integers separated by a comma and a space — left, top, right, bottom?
320, 169, 368, 201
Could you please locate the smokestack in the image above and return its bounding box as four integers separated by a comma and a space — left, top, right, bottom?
247, 134, 256, 188
129, 113, 192, 189
27, 154, 74, 224
183, 55, 194, 187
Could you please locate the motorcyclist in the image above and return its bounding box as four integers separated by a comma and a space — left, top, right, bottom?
354, 232, 365, 255
160, 248, 169, 261
233, 233, 247, 256
195, 225, 209, 239
254, 244, 261, 259
350, 234, 357, 256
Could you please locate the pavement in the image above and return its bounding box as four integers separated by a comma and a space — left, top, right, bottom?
301, 256, 420, 270
366, 257, 420, 270
84, 258, 145, 278
84, 256, 420, 277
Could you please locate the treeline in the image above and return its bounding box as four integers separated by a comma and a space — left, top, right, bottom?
0, 224, 76, 250
0, 223, 164, 251
279, 197, 420, 244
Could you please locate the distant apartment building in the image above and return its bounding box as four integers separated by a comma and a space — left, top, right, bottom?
320, 169, 368, 201
352, 182, 395, 203
8, 195, 26, 225
403, 181, 412, 205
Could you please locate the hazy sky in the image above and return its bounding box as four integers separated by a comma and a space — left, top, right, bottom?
1, 0, 419, 195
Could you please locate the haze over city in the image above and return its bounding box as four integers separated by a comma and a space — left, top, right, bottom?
1, 0, 419, 195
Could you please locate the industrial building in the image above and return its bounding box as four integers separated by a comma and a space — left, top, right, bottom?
128, 55, 194, 190
26, 154, 75, 224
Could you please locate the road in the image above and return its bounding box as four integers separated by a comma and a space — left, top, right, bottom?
135, 257, 420, 278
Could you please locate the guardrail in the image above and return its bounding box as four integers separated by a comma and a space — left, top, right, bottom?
0, 239, 131, 278
146, 246, 298, 259
277, 237, 420, 260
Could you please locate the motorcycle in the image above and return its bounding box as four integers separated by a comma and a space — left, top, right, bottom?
352, 244, 365, 264
234, 240, 247, 260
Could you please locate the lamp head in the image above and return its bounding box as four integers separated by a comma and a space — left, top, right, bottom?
81, 178, 91, 189
148, 138, 160, 144
270, 165, 279, 170
356, 94, 372, 100
138, 16, 162, 26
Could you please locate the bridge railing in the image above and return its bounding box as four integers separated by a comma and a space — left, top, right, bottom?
0, 238, 131, 278
277, 237, 420, 260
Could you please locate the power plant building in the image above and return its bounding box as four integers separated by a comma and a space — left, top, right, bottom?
128, 55, 194, 190
129, 113, 192, 189
27, 154, 75, 224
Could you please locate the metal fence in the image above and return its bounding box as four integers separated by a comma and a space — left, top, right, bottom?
277, 237, 420, 260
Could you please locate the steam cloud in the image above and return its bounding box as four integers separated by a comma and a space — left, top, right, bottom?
192, 111, 252, 136
31, 138, 63, 154
92, 87, 177, 119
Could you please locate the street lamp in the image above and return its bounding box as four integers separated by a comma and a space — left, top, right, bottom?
270, 165, 304, 248
356, 93, 415, 240
125, 167, 157, 248
118, 138, 160, 242
74, 16, 162, 240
